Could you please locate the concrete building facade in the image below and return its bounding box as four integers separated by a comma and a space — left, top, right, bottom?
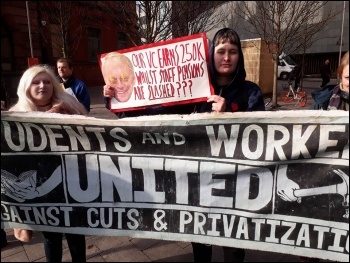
206, 1, 349, 76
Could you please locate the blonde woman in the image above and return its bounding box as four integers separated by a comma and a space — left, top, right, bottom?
10, 64, 87, 115
8, 64, 87, 262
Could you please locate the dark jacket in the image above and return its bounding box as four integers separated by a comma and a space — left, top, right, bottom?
292, 65, 302, 80
310, 84, 349, 111
310, 84, 336, 110
320, 63, 331, 78
57, 75, 91, 112
1, 80, 9, 110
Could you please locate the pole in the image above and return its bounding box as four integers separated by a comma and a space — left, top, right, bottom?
26, 1, 34, 58
337, 1, 346, 83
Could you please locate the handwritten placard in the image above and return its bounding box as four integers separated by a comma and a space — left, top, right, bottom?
98, 33, 213, 112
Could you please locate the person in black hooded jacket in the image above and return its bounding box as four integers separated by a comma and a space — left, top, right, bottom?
190, 28, 265, 263
103, 28, 265, 262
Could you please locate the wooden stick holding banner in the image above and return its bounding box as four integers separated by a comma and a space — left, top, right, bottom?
98, 33, 213, 112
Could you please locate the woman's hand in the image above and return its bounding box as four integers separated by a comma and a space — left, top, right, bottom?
207, 95, 226, 112
103, 85, 115, 98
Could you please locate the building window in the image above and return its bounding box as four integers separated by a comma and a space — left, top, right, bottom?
49, 24, 63, 58
118, 32, 127, 50
1, 23, 12, 71
88, 28, 101, 62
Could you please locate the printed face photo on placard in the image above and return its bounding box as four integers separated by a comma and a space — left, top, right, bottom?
102, 52, 136, 103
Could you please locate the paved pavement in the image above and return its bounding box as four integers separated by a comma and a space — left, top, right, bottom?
1, 80, 334, 262
1, 228, 303, 262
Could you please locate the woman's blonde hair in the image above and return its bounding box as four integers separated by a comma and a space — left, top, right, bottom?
9, 64, 87, 115
338, 51, 349, 80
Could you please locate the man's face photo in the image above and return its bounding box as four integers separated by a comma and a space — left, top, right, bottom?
103, 55, 135, 103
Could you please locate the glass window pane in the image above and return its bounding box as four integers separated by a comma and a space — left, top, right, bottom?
118, 32, 127, 49
88, 28, 101, 62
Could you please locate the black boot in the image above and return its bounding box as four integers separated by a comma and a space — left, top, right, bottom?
223, 247, 245, 262
192, 242, 212, 262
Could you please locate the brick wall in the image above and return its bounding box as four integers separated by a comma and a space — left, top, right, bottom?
1, 1, 137, 101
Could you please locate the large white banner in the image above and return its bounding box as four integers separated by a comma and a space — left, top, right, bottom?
1, 111, 349, 261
